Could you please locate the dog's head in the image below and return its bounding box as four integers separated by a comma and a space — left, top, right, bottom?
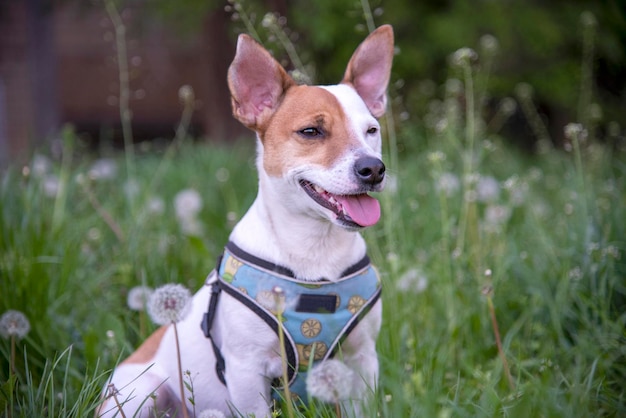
227, 26, 394, 230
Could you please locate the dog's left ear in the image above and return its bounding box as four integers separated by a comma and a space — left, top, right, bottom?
342, 25, 394, 118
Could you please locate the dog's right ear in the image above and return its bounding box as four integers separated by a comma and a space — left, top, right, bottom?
227, 34, 295, 130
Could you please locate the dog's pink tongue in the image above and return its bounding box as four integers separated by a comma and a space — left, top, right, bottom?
335, 194, 381, 226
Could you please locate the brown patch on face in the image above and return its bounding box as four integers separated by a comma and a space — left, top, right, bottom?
122, 325, 168, 365
259, 86, 359, 177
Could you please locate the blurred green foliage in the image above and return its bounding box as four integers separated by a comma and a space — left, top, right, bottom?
287, 0, 624, 137
146, 0, 626, 144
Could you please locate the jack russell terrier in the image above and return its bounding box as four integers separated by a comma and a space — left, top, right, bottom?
100, 24, 394, 418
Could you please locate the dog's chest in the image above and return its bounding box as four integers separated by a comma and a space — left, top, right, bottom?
213, 242, 382, 400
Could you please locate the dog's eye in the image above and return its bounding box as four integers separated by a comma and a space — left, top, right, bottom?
367, 127, 378, 135
298, 127, 323, 138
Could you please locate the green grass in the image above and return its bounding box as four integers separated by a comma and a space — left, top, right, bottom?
1, 123, 624, 417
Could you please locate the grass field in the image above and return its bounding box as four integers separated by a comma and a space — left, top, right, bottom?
1, 114, 624, 417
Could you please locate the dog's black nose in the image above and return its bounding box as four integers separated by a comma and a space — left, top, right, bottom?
354, 156, 386, 185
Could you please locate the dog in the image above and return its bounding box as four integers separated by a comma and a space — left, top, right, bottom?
99, 24, 394, 418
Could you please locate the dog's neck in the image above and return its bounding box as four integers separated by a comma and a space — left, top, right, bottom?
229, 147, 367, 281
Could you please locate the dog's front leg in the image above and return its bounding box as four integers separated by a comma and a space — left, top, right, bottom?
340, 300, 383, 417
222, 354, 276, 417
216, 296, 282, 417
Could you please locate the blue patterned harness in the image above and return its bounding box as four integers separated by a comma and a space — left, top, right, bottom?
201, 242, 382, 404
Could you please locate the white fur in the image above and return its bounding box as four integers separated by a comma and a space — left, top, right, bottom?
100, 26, 393, 418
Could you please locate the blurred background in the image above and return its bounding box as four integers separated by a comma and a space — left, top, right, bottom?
0, 0, 624, 163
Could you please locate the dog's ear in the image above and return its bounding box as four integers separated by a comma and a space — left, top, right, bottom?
228, 34, 295, 130
342, 25, 394, 118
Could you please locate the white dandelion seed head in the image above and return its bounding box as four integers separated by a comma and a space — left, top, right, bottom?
89, 158, 118, 180
146, 196, 165, 215
515, 83, 534, 100
435, 172, 460, 197
127, 286, 154, 311
500, 97, 517, 116
450, 47, 477, 67
479, 34, 499, 54
43, 174, 60, 198
396, 268, 428, 293
261, 12, 277, 28
197, 409, 226, 418
31, 154, 52, 177
484, 204, 512, 228
0, 310, 31, 339
147, 284, 192, 325
580, 11, 597, 28
256, 286, 295, 315
174, 188, 203, 220
563, 123, 587, 141
215, 167, 230, 183
476, 175, 500, 202
306, 359, 354, 403
427, 151, 446, 164
178, 85, 195, 105
178, 216, 204, 236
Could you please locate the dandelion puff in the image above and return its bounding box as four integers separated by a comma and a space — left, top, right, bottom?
43, 174, 60, 198
476, 175, 500, 202
179, 216, 204, 236
435, 172, 460, 197
127, 286, 154, 311
146, 196, 165, 215
306, 359, 354, 403
0, 310, 31, 339
450, 47, 477, 67
31, 154, 52, 177
174, 189, 203, 220
197, 409, 226, 418
89, 158, 118, 180
484, 204, 512, 230
564, 123, 587, 141
479, 34, 499, 55
178, 85, 195, 106
397, 269, 428, 293
261, 12, 277, 28
147, 284, 192, 325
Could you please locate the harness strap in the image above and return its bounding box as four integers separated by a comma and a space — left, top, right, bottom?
219, 281, 298, 383
201, 254, 227, 385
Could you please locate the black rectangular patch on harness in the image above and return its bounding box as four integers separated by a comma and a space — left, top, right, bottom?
295, 294, 337, 313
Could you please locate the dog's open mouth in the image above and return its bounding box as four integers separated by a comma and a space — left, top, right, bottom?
299, 180, 381, 227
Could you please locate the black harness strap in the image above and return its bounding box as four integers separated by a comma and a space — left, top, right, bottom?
201, 254, 227, 385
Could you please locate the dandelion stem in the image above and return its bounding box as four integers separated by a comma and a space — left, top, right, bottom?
268, 23, 309, 82
578, 12, 596, 132
107, 384, 127, 418
276, 312, 295, 418
172, 323, 190, 418
272, 287, 295, 418
232, 2, 260, 42
51, 129, 72, 232
80, 180, 125, 243
360, 0, 376, 33
104, 0, 135, 181
10, 335, 16, 376
456, 60, 476, 256
486, 294, 515, 391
